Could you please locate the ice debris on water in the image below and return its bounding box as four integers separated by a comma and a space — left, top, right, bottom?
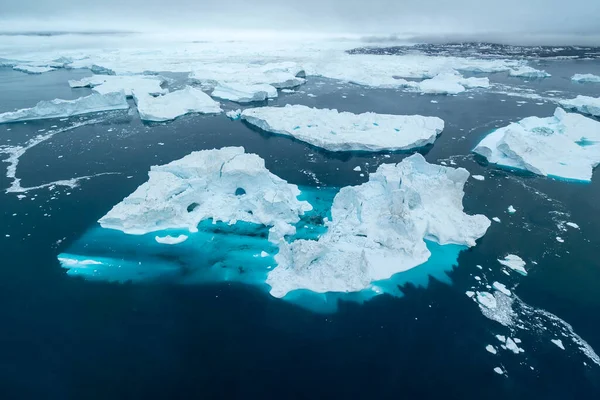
155, 234, 188, 245
571, 74, 600, 84
498, 254, 527, 275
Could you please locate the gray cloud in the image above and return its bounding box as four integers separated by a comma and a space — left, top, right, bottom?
1, 0, 600, 44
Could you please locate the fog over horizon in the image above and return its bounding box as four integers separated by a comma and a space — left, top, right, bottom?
2, 0, 600, 45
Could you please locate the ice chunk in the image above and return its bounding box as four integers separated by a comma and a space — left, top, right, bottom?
226, 109, 242, 120
99, 147, 312, 243
508, 205, 516, 214
559, 96, 600, 118
566, 222, 579, 229
211, 83, 277, 103
473, 108, 600, 181
69, 75, 167, 97
241, 105, 444, 152
551, 339, 565, 350
498, 254, 527, 275
505, 337, 525, 354
134, 86, 222, 122
353, 166, 362, 172
571, 74, 600, 83
476, 291, 497, 309
155, 234, 188, 245
418, 72, 489, 95
486, 345, 497, 354
492, 217, 501, 223
492, 281, 511, 296
267, 153, 490, 297
0, 92, 129, 124
472, 175, 485, 181
509, 66, 551, 78
13, 65, 55, 74
494, 367, 505, 375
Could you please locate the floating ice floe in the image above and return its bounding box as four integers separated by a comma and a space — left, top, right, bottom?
155, 234, 188, 245
211, 83, 277, 103
571, 74, 600, 83
133, 86, 222, 122
241, 105, 444, 152
418, 72, 489, 95
267, 153, 491, 298
69, 75, 168, 97
13, 65, 55, 74
509, 66, 551, 78
559, 96, 600, 118
472, 175, 485, 181
473, 108, 600, 182
99, 147, 312, 243
552, 339, 566, 350
0, 92, 129, 124
498, 254, 527, 275
226, 109, 242, 120
508, 205, 516, 214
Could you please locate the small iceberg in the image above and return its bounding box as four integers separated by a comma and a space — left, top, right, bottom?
99, 146, 312, 243
498, 254, 527, 275
418, 72, 489, 95
241, 104, 444, 152
267, 153, 491, 298
509, 66, 551, 78
133, 86, 222, 122
473, 108, 600, 182
559, 95, 600, 118
69, 75, 168, 97
571, 74, 600, 83
13, 65, 55, 74
211, 83, 277, 103
155, 234, 188, 245
0, 92, 129, 124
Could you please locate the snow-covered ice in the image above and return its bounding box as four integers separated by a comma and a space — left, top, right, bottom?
493, 281, 511, 296
13, 65, 55, 74
133, 86, 222, 122
69, 75, 168, 97
267, 153, 490, 298
99, 147, 312, 243
494, 367, 505, 375
211, 83, 277, 103
492, 217, 501, 223
473, 108, 600, 181
571, 74, 600, 83
155, 234, 188, 245
486, 345, 497, 354
241, 105, 444, 152
476, 292, 497, 309
509, 66, 551, 78
498, 254, 527, 275
418, 72, 489, 95
560, 96, 600, 118
0, 92, 129, 124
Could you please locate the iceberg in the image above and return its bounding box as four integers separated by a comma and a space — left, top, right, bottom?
473, 108, 600, 181
133, 86, 222, 122
571, 74, 600, 83
418, 72, 490, 95
559, 95, 600, 118
508, 66, 551, 78
0, 92, 129, 124
155, 234, 188, 245
211, 83, 277, 103
69, 75, 168, 97
498, 254, 527, 275
99, 147, 312, 243
241, 105, 444, 152
13, 65, 55, 74
267, 153, 491, 298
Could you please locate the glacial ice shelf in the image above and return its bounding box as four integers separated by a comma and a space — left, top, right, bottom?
60, 148, 489, 312
473, 108, 600, 182
133, 86, 222, 122
69, 75, 168, 97
0, 92, 129, 124
241, 105, 445, 152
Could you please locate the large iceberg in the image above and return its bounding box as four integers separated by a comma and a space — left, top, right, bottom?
559, 95, 600, 118
69, 75, 168, 97
571, 74, 600, 83
133, 86, 222, 122
267, 153, 491, 298
0, 92, 129, 124
473, 108, 600, 181
241, 105, 444, 152
99, 146, 313, 243
211, 83, 277, 103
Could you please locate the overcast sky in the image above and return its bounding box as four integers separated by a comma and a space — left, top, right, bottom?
2, 0, 600, 44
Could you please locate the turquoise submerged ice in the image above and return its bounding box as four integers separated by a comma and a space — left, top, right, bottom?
59, 148, 490, 312
473, 108, 600, 182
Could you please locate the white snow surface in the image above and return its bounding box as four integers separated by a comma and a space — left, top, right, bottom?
155, 234, 188, 245
211, 83, 277, 103
68, 75, 168, 97
571, 74, 600, 83
13, 65, 55, 74
559, 96, 600, 118
133, 86, 222, 122
0, 92, 129, 124
473, 108, 600, 181
498, 254, 527, 275
99, 147, 312, 243
418, 72, 489, 95
241, 105, 444, 152
267, 153, 490, 298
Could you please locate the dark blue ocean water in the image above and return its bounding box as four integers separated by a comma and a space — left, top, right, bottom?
0, 60, 600, 399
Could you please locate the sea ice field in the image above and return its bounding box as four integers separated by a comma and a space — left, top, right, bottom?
1, 34, 600, 399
